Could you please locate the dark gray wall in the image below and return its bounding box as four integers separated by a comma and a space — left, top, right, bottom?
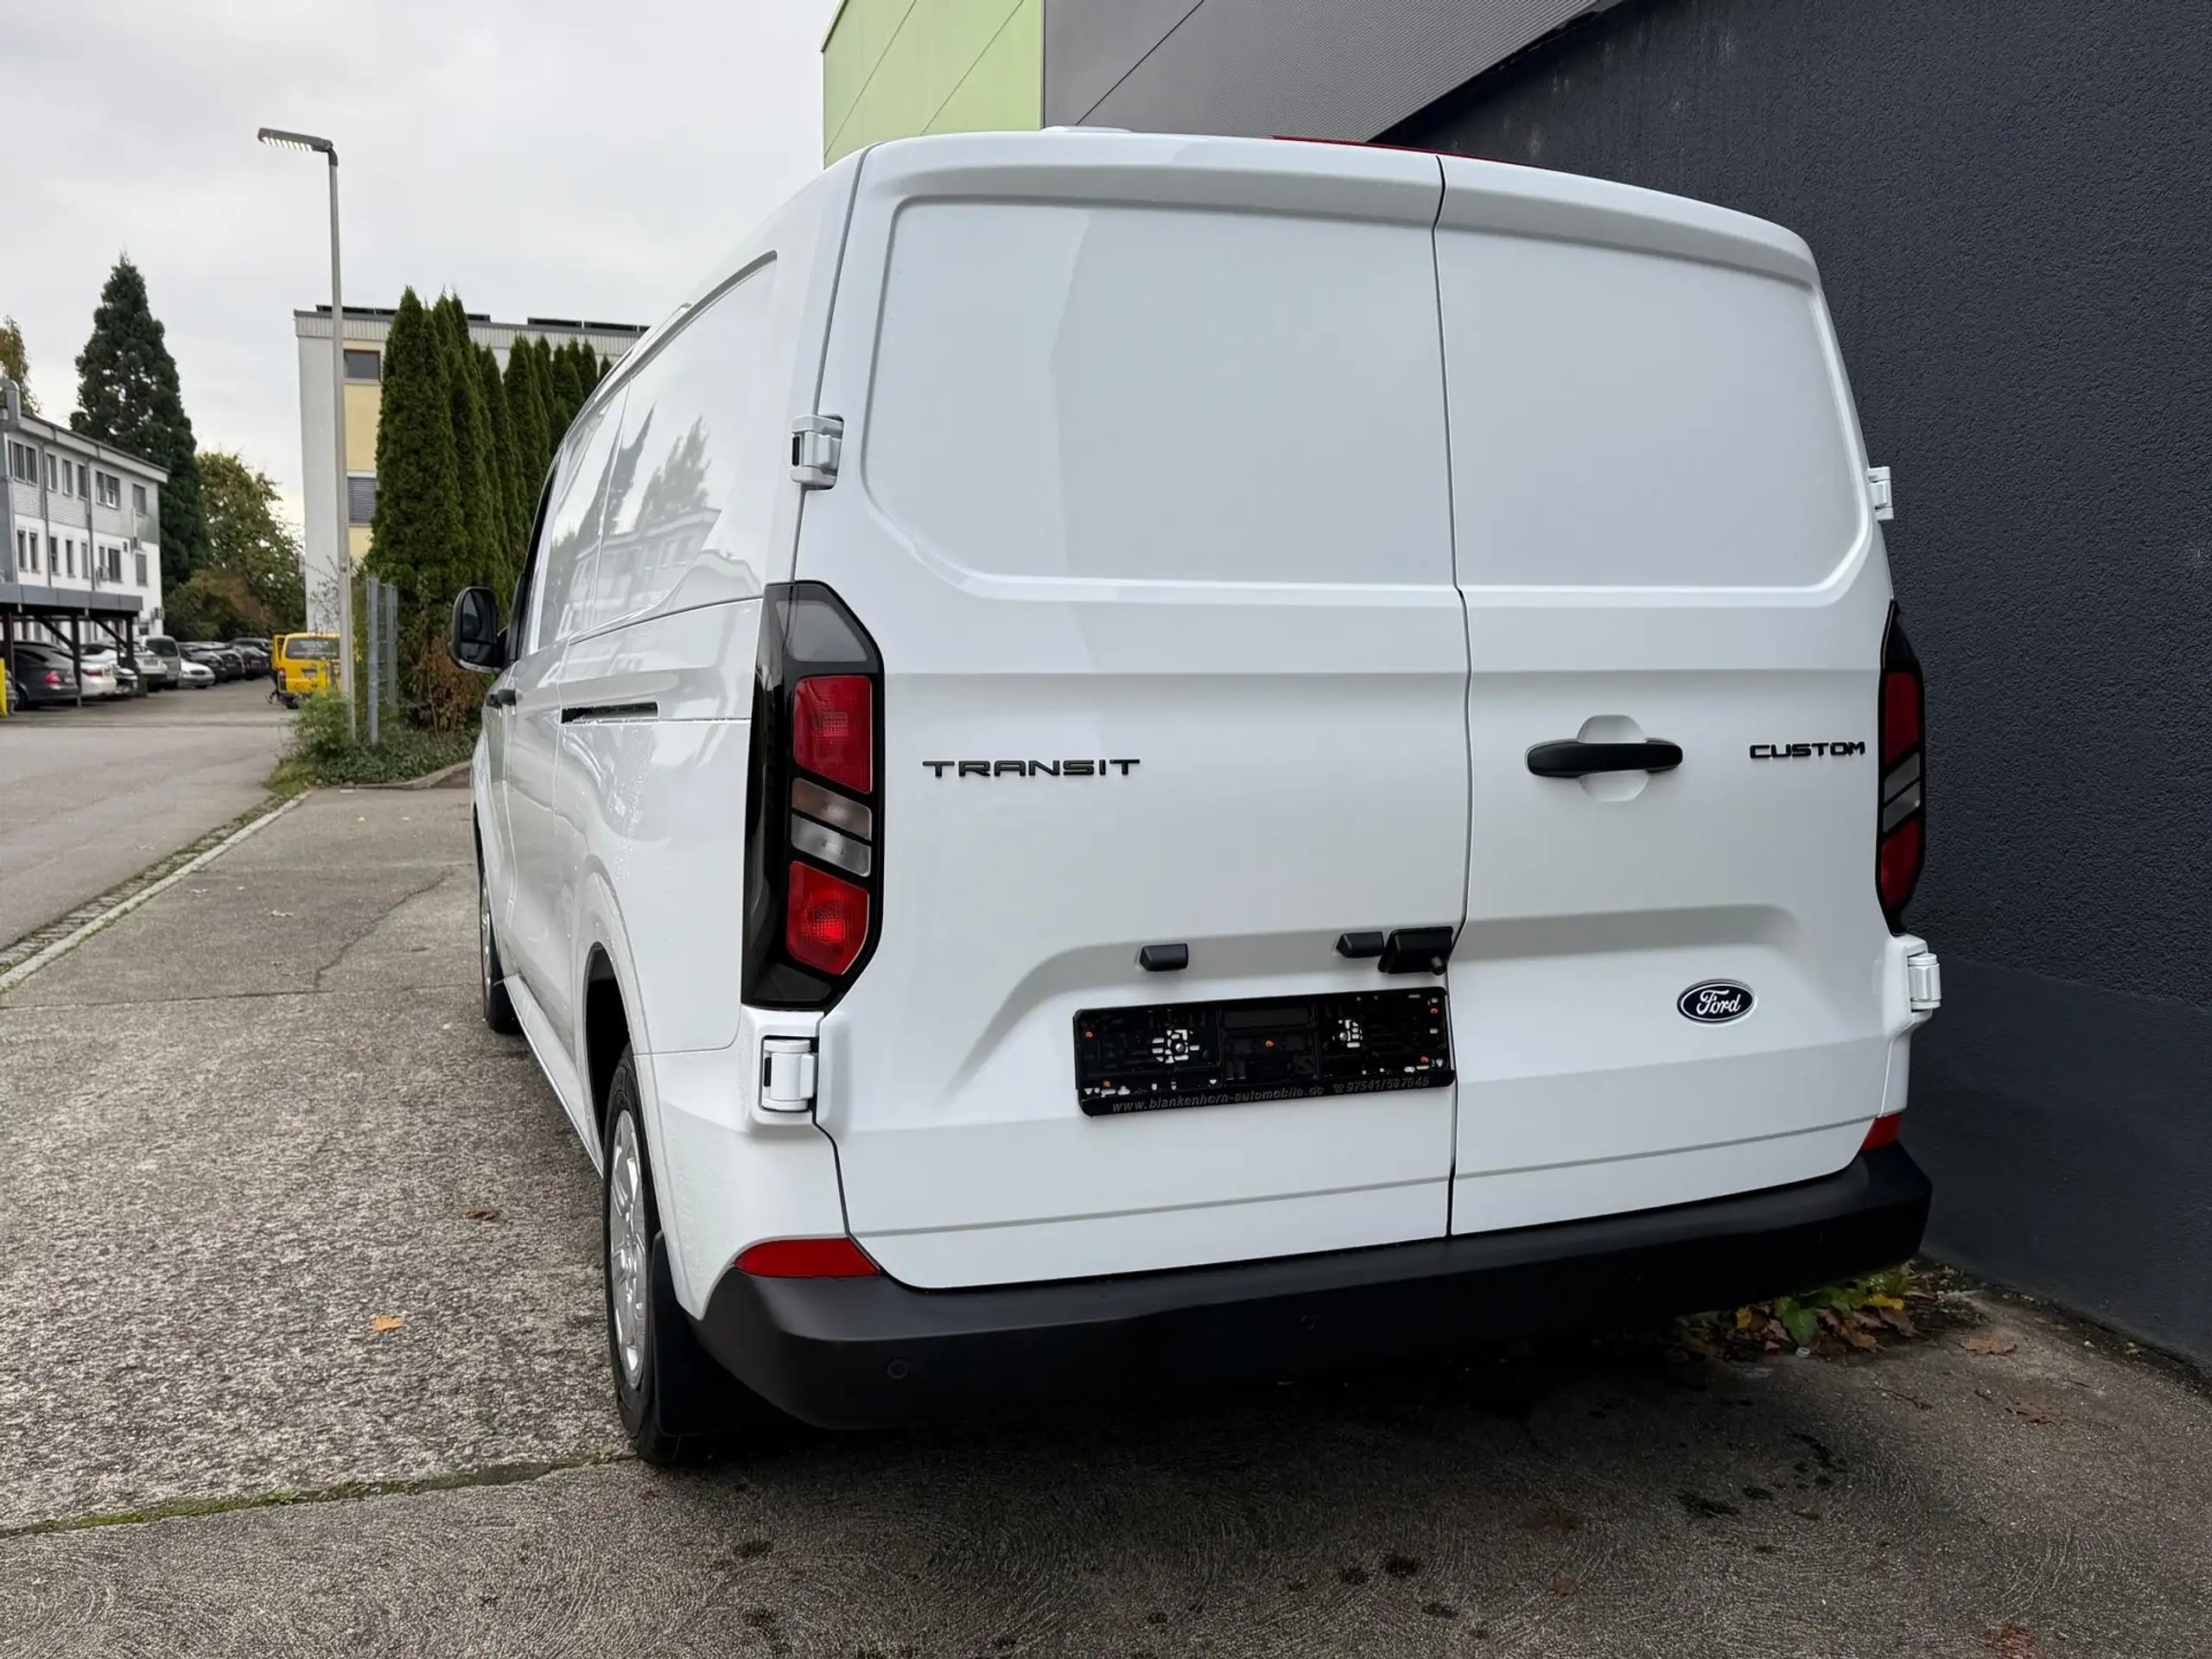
1044, 0, 1619, 138
1392, 0, 2212, 1361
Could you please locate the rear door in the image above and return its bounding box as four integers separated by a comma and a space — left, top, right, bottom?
1436, 160, 1897, 1234
800, 135, 1469, 1289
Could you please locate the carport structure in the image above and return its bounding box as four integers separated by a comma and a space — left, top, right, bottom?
1, 584, 143, 709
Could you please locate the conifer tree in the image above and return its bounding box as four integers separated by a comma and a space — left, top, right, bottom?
366, 289, 466, 660
479, 344, 525, 575
546, 340, 584, 440
431, 294, 504, 594
0, 315, 36, 415
504, 336, 551, 508
71, 257, 208, 595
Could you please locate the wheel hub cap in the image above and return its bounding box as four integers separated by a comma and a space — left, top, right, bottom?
608, 1114, 649, 1389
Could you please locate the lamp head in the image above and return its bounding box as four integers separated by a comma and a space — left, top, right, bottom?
257, 127, 336, 159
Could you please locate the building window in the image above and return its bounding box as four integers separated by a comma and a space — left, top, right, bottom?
64, 539, 74, 577
132, 482, 149, 513
44, 453, 59, 491
96, 470, 121, 508
344, 348, 381, 382
135, 550, 148, 586
6, 441, 32, 483
24, 533, 36, 574
77, 463, 89, 497
346, 473, 378, 524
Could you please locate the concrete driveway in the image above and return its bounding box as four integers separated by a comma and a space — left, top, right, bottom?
0, 677, 289, 949
2, 789, 2207, 1657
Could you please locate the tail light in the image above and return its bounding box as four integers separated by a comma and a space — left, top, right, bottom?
743, 583, 884, 1007
1876, 604, 1925, 928
1860, 1114, 1903, 1152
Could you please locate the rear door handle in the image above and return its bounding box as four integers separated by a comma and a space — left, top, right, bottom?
486, 685, 517, 709
1526, 739, 1682, 779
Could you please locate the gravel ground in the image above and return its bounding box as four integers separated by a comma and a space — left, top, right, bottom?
2, 788, 2207, 1657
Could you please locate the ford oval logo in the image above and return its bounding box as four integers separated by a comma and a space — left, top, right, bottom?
1678, 982, 1755, 1024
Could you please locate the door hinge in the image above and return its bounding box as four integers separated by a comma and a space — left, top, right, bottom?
760, 1036, 817, 1110
791, 416, 843, 488
1866, 465, 1895, 523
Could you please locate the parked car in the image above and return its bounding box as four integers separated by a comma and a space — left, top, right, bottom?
7, 644, 84, 708
229, 639, 274, 677
114, 660, 142, 698
270, 632, 340, 704
68, 645, 124, 700
181, 641, 240, 683
175, 656, 216, 690
448, 132, 1940, 1463
132, 643, 175, 691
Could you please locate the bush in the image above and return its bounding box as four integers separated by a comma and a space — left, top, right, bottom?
274, 690, 475, 790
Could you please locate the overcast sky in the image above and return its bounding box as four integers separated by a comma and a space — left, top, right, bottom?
7, 0, 836, 525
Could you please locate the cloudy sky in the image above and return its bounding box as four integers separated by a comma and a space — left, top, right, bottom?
7, 0, 836, 524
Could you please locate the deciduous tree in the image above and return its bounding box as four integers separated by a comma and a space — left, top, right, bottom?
199, 450, 305, 632
0, 315, 36, 415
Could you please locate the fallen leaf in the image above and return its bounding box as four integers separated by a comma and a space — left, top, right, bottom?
1984, 1621, 2045, 1658
1547, 1577, 1579, 1599
1866, 1294, 1906, 1310
464, 1206, 501, 1223
372, 1315, 404, 1333
1735, 1306, 1758, 1332
1961, 1335, 2018, 1357
1878, 1307, 1919, 1338
1838, 1324, 1879, 1351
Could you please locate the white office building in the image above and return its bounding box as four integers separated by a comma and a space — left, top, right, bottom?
293, 306, 646, 630
2, 404, 167, 648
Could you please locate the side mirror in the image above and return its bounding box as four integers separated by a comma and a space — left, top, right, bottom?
448, 587, 505, 674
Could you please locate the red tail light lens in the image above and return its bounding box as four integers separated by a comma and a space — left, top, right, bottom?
1860, 1114, 1903, 1152
1876, 607, 1926, 929
787, 861, 868, 976
1880, 671, 1921, 765
1877, 817, 1923, 914
735, 1236, 880, 1278
793, 675, 873, 792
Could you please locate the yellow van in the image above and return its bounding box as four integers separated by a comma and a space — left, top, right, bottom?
270, 633, 341, 706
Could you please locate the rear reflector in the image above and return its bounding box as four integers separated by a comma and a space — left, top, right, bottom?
1876, 607, 1926, 929
786, 861, 868, 976
793, 674, 873, 792
735, 1236, 880, 1278
1860, 1114, 1903, 1152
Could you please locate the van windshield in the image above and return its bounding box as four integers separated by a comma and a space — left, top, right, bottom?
282, 636, 340, 660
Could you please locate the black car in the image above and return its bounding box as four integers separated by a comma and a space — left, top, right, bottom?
229, 639, 274, 677
6, 644, 83, 708
181, 641, 241, 683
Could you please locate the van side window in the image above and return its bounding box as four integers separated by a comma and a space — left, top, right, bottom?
587, 261, 779, 632
527, 398, 623, 655
511, 469, 556, 657
863, 202, 1448, 587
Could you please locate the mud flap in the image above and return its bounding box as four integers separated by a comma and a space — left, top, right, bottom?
652, 1235, 779, 1436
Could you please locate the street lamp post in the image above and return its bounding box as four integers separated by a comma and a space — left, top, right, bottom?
257, 125, 355, 740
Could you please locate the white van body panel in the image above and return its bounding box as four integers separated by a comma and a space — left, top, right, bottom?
1434, 156, 1901, 1232
802, 133, 1469, 1289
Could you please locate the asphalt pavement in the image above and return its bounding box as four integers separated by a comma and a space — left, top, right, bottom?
2, 789, 2208, 1657
0, 677, 289, 949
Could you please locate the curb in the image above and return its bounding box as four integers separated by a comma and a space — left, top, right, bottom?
0, 792, 308, 996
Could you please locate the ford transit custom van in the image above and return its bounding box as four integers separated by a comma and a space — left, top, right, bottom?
450, 130, 1940, 1462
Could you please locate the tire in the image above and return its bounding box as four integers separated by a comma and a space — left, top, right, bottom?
600, 1054, 703, 1465
478, 857, 520, 1035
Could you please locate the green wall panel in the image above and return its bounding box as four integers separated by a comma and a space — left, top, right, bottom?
823, 0, 1040, 163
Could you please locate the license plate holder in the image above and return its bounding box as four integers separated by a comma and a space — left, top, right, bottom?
1074, 987, 1453, 1116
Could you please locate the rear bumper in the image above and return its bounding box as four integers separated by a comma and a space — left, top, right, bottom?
694, 1145, 1930, 1429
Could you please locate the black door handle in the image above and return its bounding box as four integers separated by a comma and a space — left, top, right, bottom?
486, 685, 517, 709
1526, 739, 1683, 779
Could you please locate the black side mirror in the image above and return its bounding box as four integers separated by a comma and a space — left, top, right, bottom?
448, 587, 505, 674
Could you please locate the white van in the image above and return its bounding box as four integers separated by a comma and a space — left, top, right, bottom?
451, 130, 1940, 1461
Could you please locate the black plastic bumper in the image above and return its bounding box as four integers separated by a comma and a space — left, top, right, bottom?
694, 1145, 1929, 1430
